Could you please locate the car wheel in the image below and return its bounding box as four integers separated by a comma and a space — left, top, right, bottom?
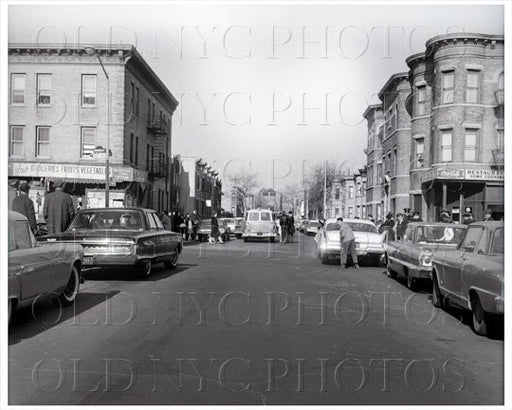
140, 259, 152, 277
471, 295, 489, 336
164, 252, 179, 269
386, 258, 397, 278
236, 234, 242, 239
59, 264, 80, 306
406, 275, 417, 291
432, 275, 443, 308
270, 237, 275, 243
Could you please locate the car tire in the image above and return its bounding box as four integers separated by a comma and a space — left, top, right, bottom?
386, 258, 397, 278
58, 264, 80, 306
164, 252, 179, 269
471, 295, 489, 336
236, 234, 242, 239
270, 237, 275, 243
140, 259, 152, 277
432, 275, 443, 308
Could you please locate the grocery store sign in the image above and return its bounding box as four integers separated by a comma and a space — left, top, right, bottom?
9, 162, 147, 183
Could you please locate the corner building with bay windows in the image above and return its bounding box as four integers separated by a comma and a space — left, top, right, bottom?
8, 44, 178, 216
364, 33, 504, 222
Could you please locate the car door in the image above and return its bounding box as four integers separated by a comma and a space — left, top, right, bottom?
10, 220, 56, 301
154, 212, 176, 256
443, 226, 484, 303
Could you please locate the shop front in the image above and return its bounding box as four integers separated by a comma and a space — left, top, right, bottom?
421, 166, 504, 222
8, 162, 149, 221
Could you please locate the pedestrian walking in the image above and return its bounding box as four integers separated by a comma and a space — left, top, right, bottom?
395, 212, 408, 240
43, 180, 75, 234
286, 211, 295, 243
275, 212, 283, 241
12, 181, 37, 233
338, 217, 359, 269
191, 210, 200, 241
161, 210, 172, 230
209, 211, 223, 244
279, 212, 288, 243
184, 214, 192, 240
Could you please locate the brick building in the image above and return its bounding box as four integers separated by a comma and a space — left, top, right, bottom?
173, 156, 222, 219
8, 43, 178, 214
364, 32, 504, 222
363, 104, 384, 221
378, 72, 412, 217
410, 33, 504, 221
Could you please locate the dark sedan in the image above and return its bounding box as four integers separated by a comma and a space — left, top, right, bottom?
38, 208, 183, 277
431, 221, 504, 337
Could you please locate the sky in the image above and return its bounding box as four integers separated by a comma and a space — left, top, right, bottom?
7, 2, 505, 194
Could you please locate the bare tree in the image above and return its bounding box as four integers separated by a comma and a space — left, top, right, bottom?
306, 162, 337, 219
228, 170, 259, 214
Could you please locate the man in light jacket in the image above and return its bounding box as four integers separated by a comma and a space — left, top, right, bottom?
338, 217, 359, 269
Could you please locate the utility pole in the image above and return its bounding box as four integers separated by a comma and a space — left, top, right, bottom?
323, 160, 327, 219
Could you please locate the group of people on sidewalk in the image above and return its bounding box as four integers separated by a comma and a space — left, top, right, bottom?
277, 211, 296, 243
9, 179, 75, 235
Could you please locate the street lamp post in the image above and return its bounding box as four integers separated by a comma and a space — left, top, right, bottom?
86, 47, 110, 207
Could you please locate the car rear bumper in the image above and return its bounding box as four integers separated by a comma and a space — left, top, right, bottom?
243, 233, 277, 238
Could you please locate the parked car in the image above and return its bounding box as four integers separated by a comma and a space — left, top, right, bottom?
431, 221, 504, 336
242, 209, 277, 242
233, 217, 244, 239
197, 219, 231, 242
316, 218, 385, 265
385, 222, 467, 290
306, 220, 322, 236
38, 208, 182, 277
8, 211, 83, 322
219, 218, 237, 236
300, 220, 310, 233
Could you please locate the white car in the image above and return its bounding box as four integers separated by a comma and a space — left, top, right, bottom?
242, 209, 277, 242
306, 221, 322, 236
316, 218, 385, 265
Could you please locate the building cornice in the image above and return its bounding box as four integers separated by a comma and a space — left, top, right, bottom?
425, 33, 504, 56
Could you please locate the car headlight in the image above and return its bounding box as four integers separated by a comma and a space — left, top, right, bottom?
419, 250, 433, 267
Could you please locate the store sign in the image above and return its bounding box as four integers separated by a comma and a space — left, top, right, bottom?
465, 168, 504, 181
437, 168, 464, 179
9, 162, 147, 183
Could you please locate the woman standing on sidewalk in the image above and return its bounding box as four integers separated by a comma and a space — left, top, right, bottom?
209, 211, 223, 244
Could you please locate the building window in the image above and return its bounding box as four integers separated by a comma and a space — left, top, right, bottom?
441, 129, 452, 162
37, 74, 51, 105
36, 127, 50, 157
335, 207, 340, 216
135, 87, 140, 116
81, 127, 96, 159
147, 99, 151, 123
394, 103, 398, 128
466, 70, 480, 103
81, 75, 96, 106
130, 82, 135, 114
442, 71, 454, 104
335, 188, 340, 200
10, 126, 24, 156
416, 138, 424, 168
417, 85, 426, 116
464, 129, 478, 162
348, 186, 354, 199
146, 144, 150, 170
377, 163, 382, 184
10, 73, 25, 104
135, 136, 139, 166
393, 147, 398, 174
130, 133, 134, 163
348, 207, 354, 218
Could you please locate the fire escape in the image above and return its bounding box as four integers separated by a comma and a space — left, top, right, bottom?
147, 118, 169, 179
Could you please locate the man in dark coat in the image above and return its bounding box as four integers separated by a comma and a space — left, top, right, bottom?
279, 212, 288, 243
43, 180, 75, 234
395, 213, 408, 240
12, 181, 37, 233
483, 209, 494, 222
286, 211, 295, 243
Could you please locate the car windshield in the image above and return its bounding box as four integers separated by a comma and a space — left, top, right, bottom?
347, 222, 377, 233
224, 219, 235, 224
309, 222, 321, 228
68, 210, 143, 230
415, 225, 466, 244
326, 222, 339, 231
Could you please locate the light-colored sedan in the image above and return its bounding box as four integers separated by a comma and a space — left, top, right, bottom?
431, 221, 504, 337
306, 221, 322, 236
316, 218, 385, 265
8, 211, 83, 322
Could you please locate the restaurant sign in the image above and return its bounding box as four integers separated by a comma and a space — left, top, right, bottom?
465, 168, 504, 181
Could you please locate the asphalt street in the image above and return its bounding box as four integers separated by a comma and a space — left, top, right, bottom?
8, 234, 504, 405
